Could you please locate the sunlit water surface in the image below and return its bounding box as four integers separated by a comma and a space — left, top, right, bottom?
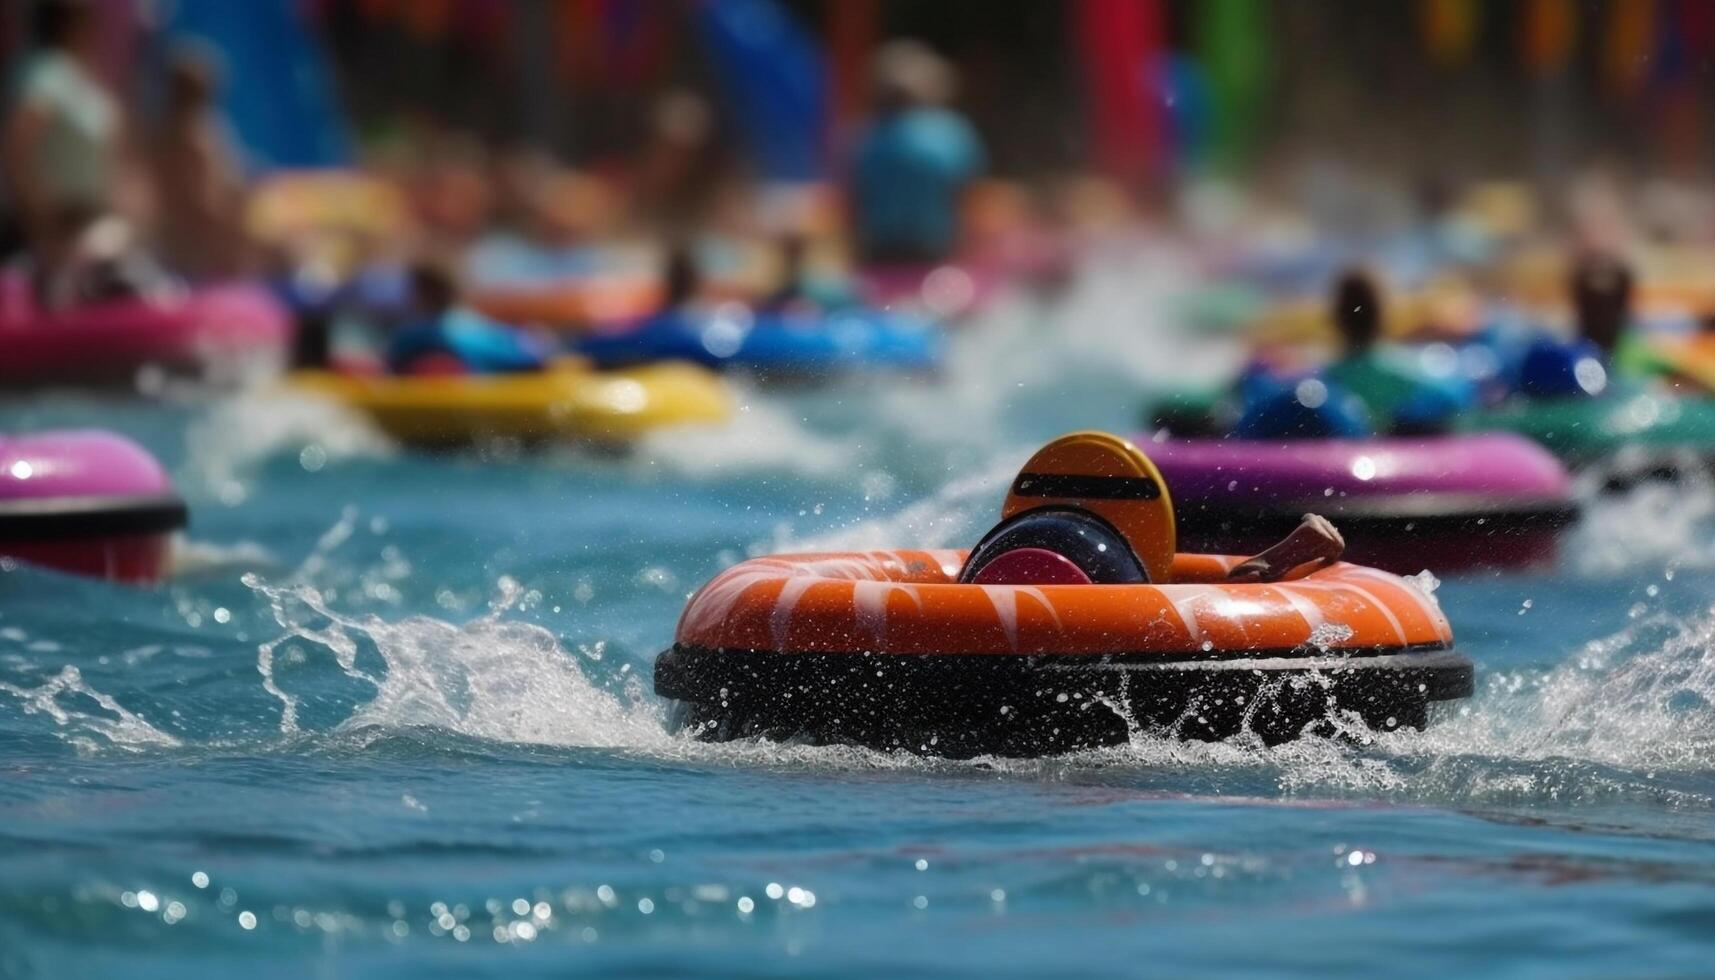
4, 252, 1715, 977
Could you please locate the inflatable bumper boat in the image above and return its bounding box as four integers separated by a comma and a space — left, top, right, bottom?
0, 272, 292, 386
289, 359, 732, 447
469, 277, 662, 331
574, 305, 942, 375
0, 431, 186, 583
1145, 433, 1578, 573
1455, 387, 1715, 486
657, 432, 1471, 756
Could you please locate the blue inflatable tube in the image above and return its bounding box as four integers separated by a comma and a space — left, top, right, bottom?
574, 306, 943, 374
271, 264, 412, 322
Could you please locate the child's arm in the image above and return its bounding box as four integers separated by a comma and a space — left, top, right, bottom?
1226, 514, 1346, 583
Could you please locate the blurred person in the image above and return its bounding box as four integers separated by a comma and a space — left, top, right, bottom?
411, 129, 493, 254
1569, 251, 1632, 357
466, 155, 620, 286
3, 0, 154, 305
386, 258, 547, 375
488, 147, 553, 231
759, 233, 855, 312
1510, 252, 1636, 399
657, 241, 702, 312
1321, 269, 1472, 431
760, 233, 811, 311
634, 89, 722, 234
153, 43, 248, 280
849, 40, 985, 265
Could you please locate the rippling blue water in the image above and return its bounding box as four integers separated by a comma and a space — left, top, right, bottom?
5, 263, 1715, 978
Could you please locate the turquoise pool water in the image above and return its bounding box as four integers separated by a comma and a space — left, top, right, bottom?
4, 265, 1715, 977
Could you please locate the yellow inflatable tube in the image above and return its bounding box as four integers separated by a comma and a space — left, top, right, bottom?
290, 359, 732, 447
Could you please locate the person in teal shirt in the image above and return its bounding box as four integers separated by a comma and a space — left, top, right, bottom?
850, 41, 984, 265
386, 261, 546, 375
1321, 270, 1473, 431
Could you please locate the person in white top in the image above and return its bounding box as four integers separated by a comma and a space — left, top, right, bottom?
3, 0, 149, 305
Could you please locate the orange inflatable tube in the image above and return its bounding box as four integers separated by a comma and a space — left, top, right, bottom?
673, 549, 1451, 658
658, 549, 1467, 755
657, 430, 1472, 756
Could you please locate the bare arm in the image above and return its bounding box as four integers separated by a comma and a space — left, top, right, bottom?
1227, 514, 1346, 583
111, 98, 155, 227
3, 104, 54, 244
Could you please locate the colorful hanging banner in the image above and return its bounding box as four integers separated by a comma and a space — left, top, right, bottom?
1196, 0, 1266, 172
1682, 0, 1715, 61
693, 0, 828, 181
828, 0, 878, 129
1603, 0, 1656, 97
1073, 0, 1166, 181
1521, 0, 1577, 77
1421, 0, 1479, 69
559, 0, 672, 88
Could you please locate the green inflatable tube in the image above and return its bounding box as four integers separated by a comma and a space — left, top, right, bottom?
1455, 387, 1715, 475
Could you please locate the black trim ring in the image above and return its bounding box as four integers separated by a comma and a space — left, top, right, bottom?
0, 493, 188, 541
1011, 472, 1161, 500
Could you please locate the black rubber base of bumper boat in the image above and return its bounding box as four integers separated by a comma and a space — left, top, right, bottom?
1174, 498, 1579, 574
0, 494, 188, 541
656, 644, 1474, 757
1586, 455, 1715, 494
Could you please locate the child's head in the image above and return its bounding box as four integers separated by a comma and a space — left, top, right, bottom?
1570, 252, 1632, 353
779, 233, 808, 277
872, 40, 955, 112
1331, 268, 1383, 352
407, 258, 461, 316
166, 43, 223, 113
661, 243, 699, 307
33, 0, 96, 56
650, 90, 714, 151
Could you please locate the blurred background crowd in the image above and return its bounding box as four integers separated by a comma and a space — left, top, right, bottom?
7, 0, 1715, 306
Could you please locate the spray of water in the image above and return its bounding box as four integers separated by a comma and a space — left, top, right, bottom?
1570, 463, 1715, 576
178, 461, 1703, 818
248, 571, 668, 748
7, 277, 1713, 813
0, 665, 180, 753
636, 378, 858, 480
179, 390, 393, 506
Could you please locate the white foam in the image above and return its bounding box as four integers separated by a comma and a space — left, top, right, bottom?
169, 537, 277, 578
635, 379, 858, 480
247, 572, 668, 749
786, 452, 1020, 553
0, 665, 179, 752
180, 390, 393, 505
1570, 464, 1715, 576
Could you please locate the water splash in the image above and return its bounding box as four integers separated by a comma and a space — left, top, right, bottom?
1570, 466, 1715, 576
170, 537, 278, 578
246, 572, 667, 749
636, 380, 858, 480
784, 451, 1021, 553
180, 391, 393, 505
1414, 606, 1715, 772
0, 665, 179, 752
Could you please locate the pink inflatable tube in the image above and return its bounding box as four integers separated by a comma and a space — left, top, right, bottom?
1143, 432, 1579, 574
0, 272, 292, 386
0, 430, 185, 583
